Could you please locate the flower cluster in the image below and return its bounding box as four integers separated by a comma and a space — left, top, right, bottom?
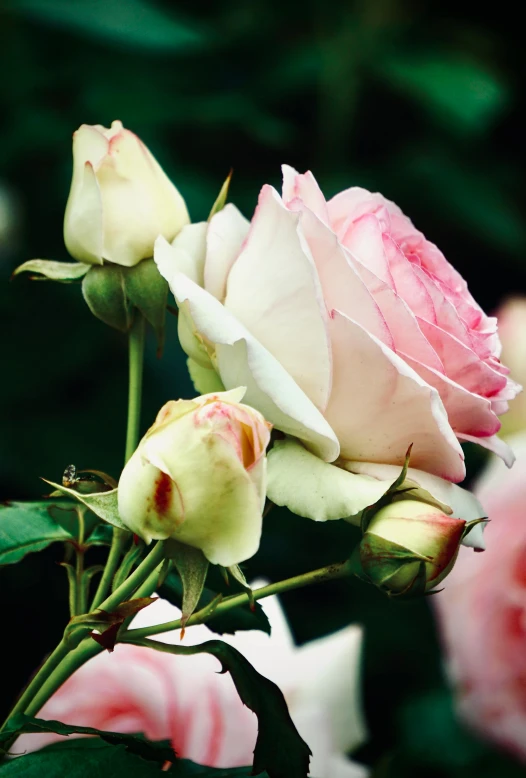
6, 119, 522, 777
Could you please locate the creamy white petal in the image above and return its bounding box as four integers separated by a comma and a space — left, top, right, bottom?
267, 438, 389, 521
205, 204, 249, 301
158, 270, 340, 462
225, 185, 332, 411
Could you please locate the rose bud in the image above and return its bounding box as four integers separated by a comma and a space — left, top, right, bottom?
64, 120, 189, 267
118, 388, 271, 566
354, 500, 471, 597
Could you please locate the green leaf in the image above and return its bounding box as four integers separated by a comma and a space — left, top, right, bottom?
11, 259, 90, 282
5, 0, 206, 53
86, 523, 114, 546
0, 502, 75, 565
159, 566, 271, 636
0, 739, 169, 777
165, 540, 209, 632
123, 259, 168, 354
131, 639, 311, 778
41, 482, 128, 532
0, 714, 175, 764
82, 265, 133, 333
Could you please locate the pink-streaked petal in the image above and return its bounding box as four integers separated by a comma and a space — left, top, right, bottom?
327, 187, 402, 238
225, 185, 332, 411
341, 213, 394, 287
324, 310, 465, 481
292, 205, 393, 347
401, 353, 501, 438
354, 260, 445, 373
457, 432, 516, 468
417, 318, 508, 398
282, 164, 330, 223
412, 266, 472, 347
161, 270, 340, 462
381, 234, 437, 323
204, 204, 250, 302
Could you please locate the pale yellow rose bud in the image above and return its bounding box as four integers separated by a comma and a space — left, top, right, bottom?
117, 388, 272, 566
64, 120, 189, 267
354, 500, 469, 597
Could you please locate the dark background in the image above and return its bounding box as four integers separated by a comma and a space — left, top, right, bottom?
0, 0, 525, 775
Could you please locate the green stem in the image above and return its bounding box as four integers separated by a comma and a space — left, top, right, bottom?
23, 639, 103, 719
0, 640, 71, 731
125, 312, 145, 464
125, 559, 354, 641
112, 543, 145, 592
91, 313, 145, 609
96, 541, 166, 614
75, 508, 86, 615
90, 529, 129, 611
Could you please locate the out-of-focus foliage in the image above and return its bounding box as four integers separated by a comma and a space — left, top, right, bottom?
0, 1, 524, 776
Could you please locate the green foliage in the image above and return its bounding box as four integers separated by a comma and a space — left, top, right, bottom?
4, 0, 206, 52
165, 540, 209, 630
0, 738, 258, 777
0, 714, 174, 764
0, 502, 75, 565
135, 638, 310, 778
159, 564, 271, 636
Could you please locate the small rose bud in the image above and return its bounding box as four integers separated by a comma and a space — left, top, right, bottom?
117, 388, 272, 566
355, 500, 467, 596
64, 120, 189, 267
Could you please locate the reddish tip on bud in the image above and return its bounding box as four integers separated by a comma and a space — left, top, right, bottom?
354, 500, 466, 597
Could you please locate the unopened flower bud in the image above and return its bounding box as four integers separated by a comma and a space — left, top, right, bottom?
355, 500, 467, 596
64, 120, 189, 267
118, 388, 271, 566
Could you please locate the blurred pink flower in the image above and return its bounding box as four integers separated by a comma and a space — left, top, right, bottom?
434, 431, 526, 759
16, 590, 368, 777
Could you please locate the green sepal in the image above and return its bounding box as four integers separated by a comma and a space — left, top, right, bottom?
41, 480, 128, 532
208, 170, 232, 220
165, 539, 209, 633
123, 258, 168, 355
360, 444, 414, 533
226, 564, 256, 610
462, 517, 488, 543
82, 265, 133, 333
356, 532, 432, 597
12, 259, 90, 282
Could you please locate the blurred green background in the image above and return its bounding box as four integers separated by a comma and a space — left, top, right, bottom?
0, 0, 524, 775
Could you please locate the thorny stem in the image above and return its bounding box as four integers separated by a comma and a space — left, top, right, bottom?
124, 559, 354, 641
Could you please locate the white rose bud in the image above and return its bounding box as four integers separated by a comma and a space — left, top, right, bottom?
118, 388, 272, 566
64, 120, 189, 267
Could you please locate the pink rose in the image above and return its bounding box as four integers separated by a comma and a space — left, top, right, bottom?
434, 432, 526, 760
15, 593, 368, 778
156, 167, 518, 484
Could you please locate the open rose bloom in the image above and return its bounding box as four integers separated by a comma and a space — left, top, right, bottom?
153, 165, 516, 540
15, 594, 368, 778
